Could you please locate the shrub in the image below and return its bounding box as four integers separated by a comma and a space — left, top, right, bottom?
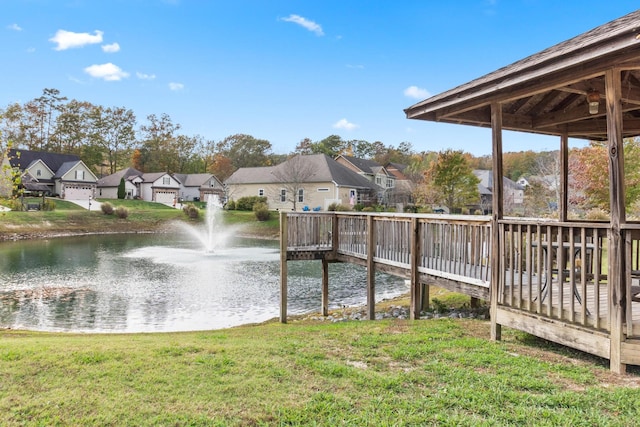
225, 199, 236, 210
236, 196, 267, 211
182, 204, 200, 219
42, 199, 56, 211
404, 204, 419, 213
114, 206, 129, 219
253, 202, 270, 221
327, 203, 349, 211
353, 203, 365, 212
101, 202, 114, 215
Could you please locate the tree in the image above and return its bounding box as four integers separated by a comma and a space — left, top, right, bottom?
88, 106, 137, 174
117, 177, 126, 199
422, 149, 480, 212
216, 134, 272, 169
209, 153, 235, 182
138, 113, 181, 172
270, 155, 318, 211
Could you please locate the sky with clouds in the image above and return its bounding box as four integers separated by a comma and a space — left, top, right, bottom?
2, 1, 638, 156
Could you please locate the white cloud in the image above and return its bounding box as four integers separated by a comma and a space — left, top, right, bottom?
403, 85, 430, 99
169, 82, 184, 91
84, 63, 129, 81
333, 118, 358, 131
50, 29, 103, 50
136, 72, 156, 80
102, 42, 120, 53
280, 14, 324, 36
8, 23, 22, 31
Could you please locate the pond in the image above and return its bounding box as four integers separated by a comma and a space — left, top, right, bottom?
0, 233, 408, 333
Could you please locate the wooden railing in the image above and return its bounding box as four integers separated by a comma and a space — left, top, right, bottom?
283, 212, 640, 344
285, 212, 492, 288
498, 220, 609, 330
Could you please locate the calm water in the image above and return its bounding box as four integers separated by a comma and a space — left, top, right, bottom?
0, 233, 408, 333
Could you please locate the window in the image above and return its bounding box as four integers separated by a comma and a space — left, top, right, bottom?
317, 188, 329, 192
375, 176, 382, 185
297, 188, 304, 203
75, 170, 85, 180
36, 169, 42, 177
280, 189, 286, 203
163, 176, 170, 185
258, 188, 264, 196
386, 179, 394, 188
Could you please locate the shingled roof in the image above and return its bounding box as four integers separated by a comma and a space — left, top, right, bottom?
8, 149, 80, 173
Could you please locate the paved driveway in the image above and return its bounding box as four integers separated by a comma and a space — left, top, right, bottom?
67, 199, 102, 211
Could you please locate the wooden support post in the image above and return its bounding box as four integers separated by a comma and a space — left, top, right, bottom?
559, 131, 569, 222
279, 211, 288, 323
410, 217, 421, 319
366, 215, 376, 320
490, 102, 504, 341
606, 68, 626, 374
321, 258, 329, 317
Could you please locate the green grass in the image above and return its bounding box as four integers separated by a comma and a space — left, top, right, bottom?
0, 198, 280, 238
0, 319, 638, 426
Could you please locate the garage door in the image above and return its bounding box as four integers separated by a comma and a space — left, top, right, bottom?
155, 191, 176, 204
65, 185, 93, 200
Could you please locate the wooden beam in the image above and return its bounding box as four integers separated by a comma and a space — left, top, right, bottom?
410, 217, 421, 319
559, 131, 569, 222
606, 68, 626, 374
279, 211, 288, 323
366, 215, 376, 320
490, 102, 504, 341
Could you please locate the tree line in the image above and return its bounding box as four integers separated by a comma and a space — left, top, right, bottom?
3, 88, 640, 217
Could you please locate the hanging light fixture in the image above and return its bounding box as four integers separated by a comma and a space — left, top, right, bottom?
587, 90, 600, 115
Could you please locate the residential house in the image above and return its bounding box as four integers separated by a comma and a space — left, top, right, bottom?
335, 155, 395, 204
385, 162, 415, 205
225, 154, 381, 210
96, 167, 144, 199
139, 172, 181, 204
173, 173, 224, 203
473, 169, 525, 214
1, 149, 97, 199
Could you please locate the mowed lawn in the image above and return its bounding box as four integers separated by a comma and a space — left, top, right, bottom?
1, 317, 639, 426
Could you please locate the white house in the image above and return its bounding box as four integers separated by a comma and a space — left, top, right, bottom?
173, 173, 224, 202
1, 149, 98, 200
96, 167, 144, 199
139, 172, 180, 204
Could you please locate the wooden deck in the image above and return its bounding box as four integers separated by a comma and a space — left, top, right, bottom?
280, 211, 640, 369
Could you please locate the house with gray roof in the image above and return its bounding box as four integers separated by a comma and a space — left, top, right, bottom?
473, 169, 524, 214
173, 173, 224, 203
96, 167, 144, 199
1, 148, 97, 200
225, 154, 382, 211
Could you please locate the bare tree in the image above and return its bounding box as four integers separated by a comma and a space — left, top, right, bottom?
270, 155, 319, 211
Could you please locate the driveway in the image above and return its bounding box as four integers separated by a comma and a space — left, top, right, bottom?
67, 199, 102, 211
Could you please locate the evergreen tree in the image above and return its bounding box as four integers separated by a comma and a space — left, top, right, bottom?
117, 177, 126, 199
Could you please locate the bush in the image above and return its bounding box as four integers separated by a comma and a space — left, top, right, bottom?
43, 199, 56, 211
327, 202, 350, 211
253, 202, 270, 221
236, 196, 267, 211
114, 206, 129, 219
101, 202, 114, 215
353, 203, 365, 212
225, 199, 236, 210
404, 204, 419, 213
362, 206, 375, 212
182, 204, 200, 219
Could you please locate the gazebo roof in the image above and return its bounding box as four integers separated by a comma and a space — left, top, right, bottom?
404, 9, 640, 141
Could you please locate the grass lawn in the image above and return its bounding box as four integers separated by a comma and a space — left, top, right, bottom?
1, 317, 639, 426
0, 197, 279, 239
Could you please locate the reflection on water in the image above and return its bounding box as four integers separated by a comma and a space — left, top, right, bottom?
0, 233, 408, 333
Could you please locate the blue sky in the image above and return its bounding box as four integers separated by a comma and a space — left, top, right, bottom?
2, 1, 638, 156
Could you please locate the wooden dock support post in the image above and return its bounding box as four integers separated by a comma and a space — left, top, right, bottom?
410, 217, 421, 319
321, 258, 329, 317
366, 215, 376, 320
279, 211, 288, 323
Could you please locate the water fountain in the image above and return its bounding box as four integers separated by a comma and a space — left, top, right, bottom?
176, 195, 232, 253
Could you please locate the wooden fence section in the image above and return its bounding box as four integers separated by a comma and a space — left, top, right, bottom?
281, 211, 640, 369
